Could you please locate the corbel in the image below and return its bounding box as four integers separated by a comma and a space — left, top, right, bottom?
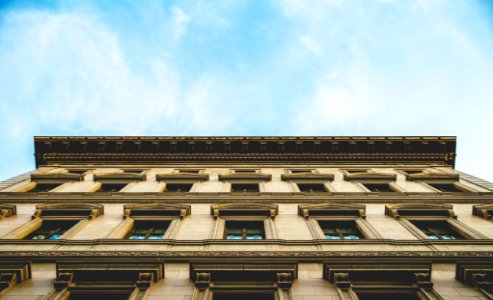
136, 272, 154, 290
277, 272, 293, 289
333, 272, 351, 289
414, 272, 433, 289
0, 272, 16, 291
195, 272, 211, 289
54, 272, 74, 291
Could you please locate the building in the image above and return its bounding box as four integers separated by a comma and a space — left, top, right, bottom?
0, 136, 492, 300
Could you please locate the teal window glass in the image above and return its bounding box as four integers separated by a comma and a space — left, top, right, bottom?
27, 220, 79, 240
410, 220, 463, 240
128, 221, 170, 240
225, 221, 265, 240
318, 220, 363, 240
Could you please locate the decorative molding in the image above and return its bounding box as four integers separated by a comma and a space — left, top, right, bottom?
456, 261, 493, 299
473, 204, 493, 221
219, 173, 272, 182
210, 203, 278, 219
0, 204, 16, 220
298, 203, 366, 218
281, 173, 334, 181
34, 203, 104, 219
34, 136, 457, 166
343, 171, 397, 181
123, 203, 191, 219
407, 172, 460, 182
30, 172, 82, 183
324, 261, 442, 300
0, 260, 31, 294
93, 173, 145, 183
385, 203, 456, 219
156, 173, 209, 181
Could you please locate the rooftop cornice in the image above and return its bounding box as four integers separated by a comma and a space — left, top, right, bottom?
33, 136, 457, 166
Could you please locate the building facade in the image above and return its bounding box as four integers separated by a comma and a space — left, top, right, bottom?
0, 136, 492, 299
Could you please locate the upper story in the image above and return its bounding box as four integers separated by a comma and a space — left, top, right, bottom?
0, 136, 491, 201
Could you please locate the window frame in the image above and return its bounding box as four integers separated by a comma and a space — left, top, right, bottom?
211, 203, 278, 240
323, 262, 443, 300
298, 203, 381, 240
107, 203, 191, 240
385, 204, 487, 240
3, 204, 103, 240
190, 262, 297, 300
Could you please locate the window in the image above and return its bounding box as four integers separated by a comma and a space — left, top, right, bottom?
107, 203, 190, 240
427, 183, 465, 193
224, 221, 265, 240
46, 261, 165, 300
213, 292, 275, 300
0, 204, 16, 220
456, 261, 493, 300
298, 203, 381, 240
385, 204, 487, 240
127, 220, 171, 240
289, 169, 313, 174
190, 262, 296, 300
211, 203, 278, 240
231, 183, 259, 193
28, 183, 61, 192
26, 220, 79, 240
324, 262, 443, 300
319, 220, 362, 240
232, 169, 258, 174
473, 204, 493, 221
177, 169, 202, 174
362, 183, 395, 192
3, 204, 103, 240
97, 183, 127, 192
297, 183, 327, 192
409, 220, 463, 240
164, 183, 193, 192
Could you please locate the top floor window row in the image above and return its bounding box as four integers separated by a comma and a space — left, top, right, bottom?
2, 167, 486, 193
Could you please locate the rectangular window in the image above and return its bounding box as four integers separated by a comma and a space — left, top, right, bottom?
318, 220, 363, 240
214, 293, 275, 300
224, 221, 265, 240
298, 183, 327, 192
427, 183, 464, 193
127, 220, 170, 240
290, 169, 313, 173
97, 183, 127, 192
233, 169, 258, 174
363, 183, 394, 192
26, 220, 79, 240
409, 220, 464, 240
177, 169, 201, 174
69, 292, 132, 300
355, 290, 421, 300
231, 184, 259, 193
164, 183, 193, 192
29, 184, 61, 192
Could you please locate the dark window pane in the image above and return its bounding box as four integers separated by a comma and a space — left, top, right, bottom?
298, 184, 326, 192
225, 221, 265, 240
213, 293, 274, 300
363, 183, 394, 192
97, 184, 127, 192
290, 169, 313, 173
410, 220, 464, 240
355, 291, 421, 300
127, 221, 170, 240
428, 184, 464, 193
29, 184, 61, 192
165, 184, 193, 192
177, 169, 200, 174
27, 220, 79, 240
231, 184, 259, 193
318, 220, 363, 240
69, 291, 132, 300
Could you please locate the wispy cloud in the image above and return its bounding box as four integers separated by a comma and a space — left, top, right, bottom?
1, 0, 493, 182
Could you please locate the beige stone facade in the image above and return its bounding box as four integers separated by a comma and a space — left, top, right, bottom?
0, 136, 491, 299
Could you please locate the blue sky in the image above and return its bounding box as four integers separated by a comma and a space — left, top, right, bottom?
1, 0, 493, 181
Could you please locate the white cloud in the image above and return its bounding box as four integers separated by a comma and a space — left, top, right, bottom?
171, 7, 191, 39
